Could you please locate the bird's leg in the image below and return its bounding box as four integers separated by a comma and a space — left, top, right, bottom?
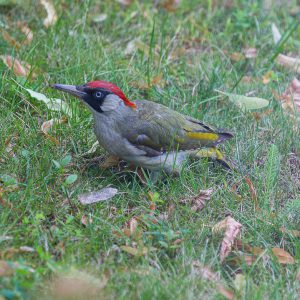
194, 147, 233, 169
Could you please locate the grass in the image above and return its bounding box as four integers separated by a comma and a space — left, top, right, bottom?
0, 0, 299, 299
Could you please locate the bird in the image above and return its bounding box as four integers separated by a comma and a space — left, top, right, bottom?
51, 80, 233, 177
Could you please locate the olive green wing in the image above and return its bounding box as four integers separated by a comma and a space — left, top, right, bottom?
120, 100, 233, 157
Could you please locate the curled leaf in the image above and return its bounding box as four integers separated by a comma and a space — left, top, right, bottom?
122, 217, 138, 237
41, 117, 66, 140
192, 261, 234, 300
276, 54, 300, 74
78, 187, 118, 205
40, 0, 57, 28
181, 188, 213, 212
243, 48, 257, 59
213, 216, 242, 262
1, 55, 35, 78
280, 78, 300, 122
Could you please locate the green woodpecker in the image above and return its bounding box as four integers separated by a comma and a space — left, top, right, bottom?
51, 80, 233, 174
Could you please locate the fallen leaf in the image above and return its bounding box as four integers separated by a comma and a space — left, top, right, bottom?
19, 246, 35, 252
26, 89, 72, 117
243, 48, 257, 59
1, 30, 21, 49
78, 187, 118, 205
276, 54, 300, 74
234, 239, 264, 255
272, 247, 295, 264
213, 216, 242, 262
217, 90, 269, 111
122, 217, 138, 237
17, 22, 33, 45
271, 23, 281, 44
181, 188, 213, 212
192, 261, 234, 300
1, 55, 35, 78
92, 14, 107, 23
81, 214, 93, 226
120, 245, 148, 256
40, 0, 57, 28
162, 0, 180, 12
41, 118, 66, 133
244, 177, 260, 210
280, 227, 300, 238
280, 78, 300, 122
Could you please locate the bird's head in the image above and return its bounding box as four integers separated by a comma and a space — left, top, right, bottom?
51, 80, 136, 113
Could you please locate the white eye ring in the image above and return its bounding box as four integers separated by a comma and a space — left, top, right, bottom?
95, 91, 102, 98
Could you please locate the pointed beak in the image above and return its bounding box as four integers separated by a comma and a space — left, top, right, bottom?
50, 84, 87, 99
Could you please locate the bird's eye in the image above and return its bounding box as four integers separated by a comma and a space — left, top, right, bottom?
95, 91, 102, 98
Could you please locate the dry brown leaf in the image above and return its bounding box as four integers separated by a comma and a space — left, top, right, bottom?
244, 177, 260, 210
81, 215, 93, 226
243, 48, 257, 58
122, 217, 138, 237
192, 261, 234, 300
0, 55, 35, 78
272, 248, 295, 264
41, 117, 66, 145
280, 227, 300, 238
276, 54, 300, 74
280, 78, 300, 121
234, 239, 264, 256
41, 118, 66, 134
213, 216, 242, 262
162, 0, 180, 11
181, 188, 213, 212
40, 0, 58, 28
1, 30, 21, 49
17, 22, 33, 45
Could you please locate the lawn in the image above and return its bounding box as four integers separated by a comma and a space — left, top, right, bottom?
0, 0, 299, 299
